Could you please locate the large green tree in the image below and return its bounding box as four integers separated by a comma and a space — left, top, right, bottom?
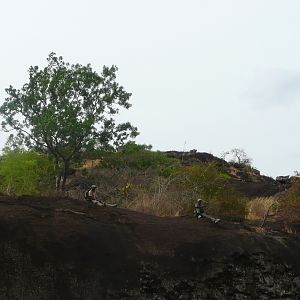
0, 53, 138, 190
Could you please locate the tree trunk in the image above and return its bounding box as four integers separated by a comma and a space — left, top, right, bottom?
55, 175, 61, 191
54, 158, 61, 191
60, 160, 70, 191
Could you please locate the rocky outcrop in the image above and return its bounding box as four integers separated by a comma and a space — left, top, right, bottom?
165, 150, 227, 166
165, 151, 284, 198
0, 196, 299, 299
228, 176, 282, 198
134, 253, 300, 299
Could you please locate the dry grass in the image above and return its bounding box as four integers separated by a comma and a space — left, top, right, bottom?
246, 196, 278, 221
283, 222, 297, 235
254, 226, 267, 234
126, 192, 188, 217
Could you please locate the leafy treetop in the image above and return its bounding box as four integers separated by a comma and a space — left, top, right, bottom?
0, 53, 138, 189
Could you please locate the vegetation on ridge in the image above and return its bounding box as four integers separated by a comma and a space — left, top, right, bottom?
0, 53, 137, 191
0, 54, 298, 223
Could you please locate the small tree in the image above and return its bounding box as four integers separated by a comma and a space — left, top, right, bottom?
294, 171, 300, 177
229, 148, 252, 165
0, 53, 138, 190
220, 151, 230, 160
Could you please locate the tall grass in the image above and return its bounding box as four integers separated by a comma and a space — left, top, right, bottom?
246, 196, 278, 221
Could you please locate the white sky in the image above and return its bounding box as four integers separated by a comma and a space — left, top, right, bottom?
0, 0, 300, 177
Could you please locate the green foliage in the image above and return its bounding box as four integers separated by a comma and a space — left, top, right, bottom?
218, 172, 231, 180
74, 149, 247, 221
183, 163, 227, 200
119, 141, 152, 153
180, 163, 247, 221
0, 149, 56, 195
88, 155, 247, 220
281, 179, 300, 207
99, 142, 179, 176
0, 53, 138, 190
211, 188, 247, 222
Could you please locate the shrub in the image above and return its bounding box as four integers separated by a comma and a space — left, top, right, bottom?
182, 163, 228, 201
0, 149, 56, 195
181, 163, 247, 221
125, 162, 247, 220
276, 179, 300, 221
246, 197, 277, 221
281, 179, 300, 207
98, 142, 179, 176
71, 146, 248, 221
211, 188, 248, 222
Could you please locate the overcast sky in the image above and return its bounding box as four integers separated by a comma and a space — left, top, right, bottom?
0, 0, 299, 177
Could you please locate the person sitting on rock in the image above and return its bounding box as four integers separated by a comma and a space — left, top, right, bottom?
194, 199, 220, 224
84, 185, 106, 207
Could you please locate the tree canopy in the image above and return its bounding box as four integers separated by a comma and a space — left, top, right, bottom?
0, 53, 138, 190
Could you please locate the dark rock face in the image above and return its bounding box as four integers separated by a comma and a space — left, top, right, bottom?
276, 176, 291, 184
0, 196, 299, 299
228, 177, 282, 198
125, 253, 300, 299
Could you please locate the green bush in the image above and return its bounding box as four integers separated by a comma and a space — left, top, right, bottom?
183, 163, 227, 200
182, 163, 247, 221
211, 188, 247, 222
0, 149, 56, 195
98, 142, 179, 176
280, 179, 300, 207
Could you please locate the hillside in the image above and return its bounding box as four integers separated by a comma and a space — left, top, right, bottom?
165, 151, 284, 198
0, 196, 300, 299
67, 150, 284, 205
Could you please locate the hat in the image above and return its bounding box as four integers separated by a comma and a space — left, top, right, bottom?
91, 185, 97, 188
